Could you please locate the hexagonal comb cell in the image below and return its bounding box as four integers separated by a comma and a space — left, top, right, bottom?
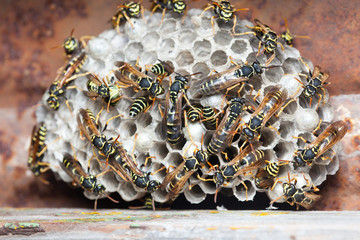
215, 30, 233, 46
35, 9, 341, 208
193, 39, 212, 58
176, 50, 194, 66
230, 39, 248, 56
210, 50, 228, 67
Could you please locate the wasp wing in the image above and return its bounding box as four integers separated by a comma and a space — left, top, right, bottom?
193, 65, 247, 96
166, 169, 195, 201
161, 161, 186, 191
309, 121, 348, 160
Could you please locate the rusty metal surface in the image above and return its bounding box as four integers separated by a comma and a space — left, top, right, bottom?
0, 0, 359, 210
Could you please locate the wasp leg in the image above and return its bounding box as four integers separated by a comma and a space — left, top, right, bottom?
292, 135, 310, 144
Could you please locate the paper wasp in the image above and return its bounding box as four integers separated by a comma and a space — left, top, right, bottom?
47, 51, 87, 110
162, 89, 184, 145
148, 59, 174, 80
151, 0, 189, 25
28, 122, 50, 177
132, 171, 161, 193
111, 1, 144, 33
51, 29, 91, 58
207, 97, 246, 155
200, 0, 249, 35
85, 74, 123, 112
236, 19, 284, 64
97, 135, 161, 195
297, 59, 330, 108
62, 29, 81, 56
61, 153, 118, 210
242, 86, 288, 140
293, 120, 348, 167
161, 113, 210, 200
255, 160, 290, 190
62, 153, 106, 194
115, 61, 165, 98
270, 173, 321, 210
77, 108, 121, 157
280, 18, 309, 47
200, 143, 265, 202
169, 72, 201, 104
193, 57, 276, 97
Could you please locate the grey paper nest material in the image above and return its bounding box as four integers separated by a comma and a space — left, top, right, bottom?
34, 9, 339, 206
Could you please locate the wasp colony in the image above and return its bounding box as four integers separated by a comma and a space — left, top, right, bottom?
31, 1, 347, 210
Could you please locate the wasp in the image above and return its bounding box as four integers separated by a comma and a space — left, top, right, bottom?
47, 51, 87, 110
169, 72, 200, 104
242, 86, 288, 140
193, 57, 276, 97
149, 59, 174, 78
51, 29, 90, 58
161, 150, 209, 200
77, 108, 120, 157
236, 19, 284, 64
129, 96, 152, 117
132, 171, 161, 193
278, 62, 330, 112
107, 144, 161, 194
94, 133, 161, 196
297, 60, 330, 108
111, 1, 144, 33
280, 18, 310, 47
161, 87, 184, 145
200, 144, 264, 202
28, 122, 50, 177
62, 29, 81, 56
255, 160, 290, 190
200, 0, 249, 35
61, 153, 118, 210
161, 111, 210, 200
62, 153, 106, 194
207, 97, 246, 156
115, 61, 165, 98
293, 120, 348, 167
85, 74, 123, 112
270, 174, 321, 210
151, 0, 188, 24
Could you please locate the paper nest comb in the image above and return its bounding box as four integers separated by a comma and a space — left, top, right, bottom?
34, 9, 340, 206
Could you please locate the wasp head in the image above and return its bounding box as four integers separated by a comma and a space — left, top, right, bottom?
146, 180, 161, 193
283, 182, 296, 197
63, 36, 79, 55
293, 155, 306, 167
93, 184, 106, 195
213, 170, 225, 187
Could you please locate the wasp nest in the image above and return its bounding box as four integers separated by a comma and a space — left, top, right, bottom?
34, 9, 341, 207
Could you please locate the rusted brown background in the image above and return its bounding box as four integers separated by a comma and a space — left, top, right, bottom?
0, 0, 359, 210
